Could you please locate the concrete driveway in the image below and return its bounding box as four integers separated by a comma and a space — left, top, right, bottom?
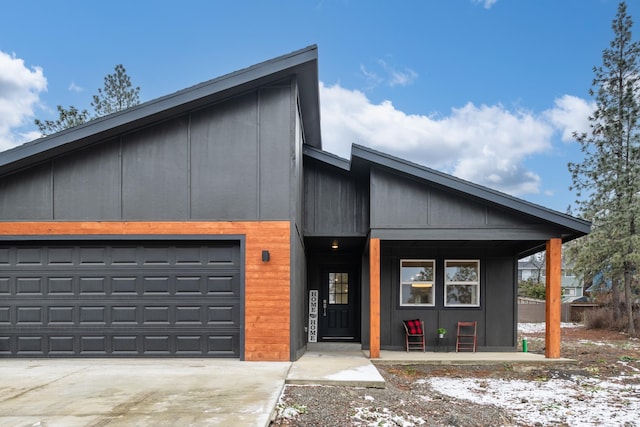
0, 359, 291, 427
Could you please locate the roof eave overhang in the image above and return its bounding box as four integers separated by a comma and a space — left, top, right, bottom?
0, 45, 321, 176
350, 144, 591, 238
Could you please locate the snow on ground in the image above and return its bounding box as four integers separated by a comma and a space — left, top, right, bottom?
414, 323, 640, 427
517, 322, 583, 334
424, 374, 640, 427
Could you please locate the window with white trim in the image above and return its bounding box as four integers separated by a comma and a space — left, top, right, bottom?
400, 259, 435, 306
445, 260, 480, 306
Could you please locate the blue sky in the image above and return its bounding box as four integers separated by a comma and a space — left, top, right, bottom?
0, 0, 636, 213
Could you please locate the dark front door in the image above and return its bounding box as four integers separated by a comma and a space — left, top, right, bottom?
320, 268, 358, 340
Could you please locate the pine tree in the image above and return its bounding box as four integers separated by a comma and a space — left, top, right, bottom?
35, 64, 140, 136
34, 105, 90, 136
91, 64, 140, 117
569, 1, 640, 336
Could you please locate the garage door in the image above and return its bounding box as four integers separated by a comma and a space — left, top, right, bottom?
0, 241, 241, 357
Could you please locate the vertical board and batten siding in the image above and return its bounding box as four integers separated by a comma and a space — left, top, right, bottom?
370, 168, 540, 231
303, 161, 369, 236
0, 222, 291, 361
378, 243, 517, 351
0, 86, 293, 222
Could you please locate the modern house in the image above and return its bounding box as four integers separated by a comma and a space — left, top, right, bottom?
0, 46, 590, 361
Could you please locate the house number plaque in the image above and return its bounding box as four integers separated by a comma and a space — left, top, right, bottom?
308, 290, 318, 342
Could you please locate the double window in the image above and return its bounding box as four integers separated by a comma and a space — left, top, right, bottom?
400, 259, 480, 307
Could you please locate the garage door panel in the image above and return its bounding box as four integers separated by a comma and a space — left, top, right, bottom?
0, 242, 242, 357
2, 269, 240, 297
16, 248, 43, 265
16, 277, 43, 295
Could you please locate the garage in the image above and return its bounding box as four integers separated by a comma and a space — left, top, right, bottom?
0, 241, 242, 358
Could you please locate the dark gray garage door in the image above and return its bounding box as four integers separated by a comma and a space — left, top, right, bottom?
0, 241, 241, 357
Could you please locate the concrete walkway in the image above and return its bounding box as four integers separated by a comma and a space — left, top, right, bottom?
372, 350, 576, 365
286, 344, 385, 388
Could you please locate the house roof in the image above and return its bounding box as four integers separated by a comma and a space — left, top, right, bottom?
304, 143, 591, 242
0, 45, 320, 177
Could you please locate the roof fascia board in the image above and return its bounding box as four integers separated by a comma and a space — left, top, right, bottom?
351, 144, 590, 235
303, 145, 350, 171
0, 45, 320, 172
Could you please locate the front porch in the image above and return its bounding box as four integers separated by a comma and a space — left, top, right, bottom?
286, 343, 576, 388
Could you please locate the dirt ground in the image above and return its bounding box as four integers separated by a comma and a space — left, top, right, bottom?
271, 325, 640, 426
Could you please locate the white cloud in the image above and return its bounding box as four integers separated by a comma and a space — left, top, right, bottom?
378, 59, 418, 87
0, 51, 47, 151
472, 0, 497, 9
68, 81, 84, 92
544, 94, 594, 142
320, 82, 591, 196
360, 59, 418, 89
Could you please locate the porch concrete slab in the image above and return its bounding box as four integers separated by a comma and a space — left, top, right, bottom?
287, 345, 385, 388
371, 350, 576, 365
0, 359, 291, 427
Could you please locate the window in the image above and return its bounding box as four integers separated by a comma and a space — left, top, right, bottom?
445, 260, 480, 307
400, 260, 435, 306
328, 272, 348, 304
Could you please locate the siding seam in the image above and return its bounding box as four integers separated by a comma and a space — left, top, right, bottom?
187, 113, 192, 219
256, 90, 261, 219
50, 160, 55, 219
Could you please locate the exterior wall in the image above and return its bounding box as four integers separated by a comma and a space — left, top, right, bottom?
376, 242, 517, 351
303, 161, 369, 236
290, 99, 307, 360
369, 168, 556, 241
0, 221, 291, 361
0, 86, 294, 222
0, 80, 302, 361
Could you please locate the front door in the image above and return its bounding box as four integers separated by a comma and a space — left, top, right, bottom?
320, 268, 358, 340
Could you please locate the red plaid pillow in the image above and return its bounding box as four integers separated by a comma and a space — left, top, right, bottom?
404, 319, 422, 335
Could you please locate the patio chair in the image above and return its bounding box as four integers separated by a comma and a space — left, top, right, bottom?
403, 319, 425, 352
456, 321, 477, 352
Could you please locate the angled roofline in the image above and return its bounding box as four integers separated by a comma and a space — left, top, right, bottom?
303, 143, 590, 238
303, 145, 350, 171
0, 45, 320, 176
350, 144, 591, 236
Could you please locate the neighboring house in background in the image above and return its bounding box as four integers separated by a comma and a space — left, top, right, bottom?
0, 46, 590, 361
518, 257, 584, 302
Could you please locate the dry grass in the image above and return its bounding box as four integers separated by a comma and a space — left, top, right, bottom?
583, 306, 640, 334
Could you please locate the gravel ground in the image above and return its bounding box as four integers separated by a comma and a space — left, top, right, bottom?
271, 324, 640, 426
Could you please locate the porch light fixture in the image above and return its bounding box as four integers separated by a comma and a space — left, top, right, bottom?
331, 240, 339, 250
261, 250, 270, 262
411, 283, 432, 288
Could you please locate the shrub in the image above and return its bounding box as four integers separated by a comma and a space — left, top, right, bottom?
518, 280, 546, 300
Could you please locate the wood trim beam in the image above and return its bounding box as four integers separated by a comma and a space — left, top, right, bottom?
369, 238, 381, 358
545, 238, 562, 358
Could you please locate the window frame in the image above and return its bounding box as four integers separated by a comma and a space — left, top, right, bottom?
399, 259, 436, 307
444, 259, 481, 307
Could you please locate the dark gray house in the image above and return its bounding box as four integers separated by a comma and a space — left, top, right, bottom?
0, 46, 589, 361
